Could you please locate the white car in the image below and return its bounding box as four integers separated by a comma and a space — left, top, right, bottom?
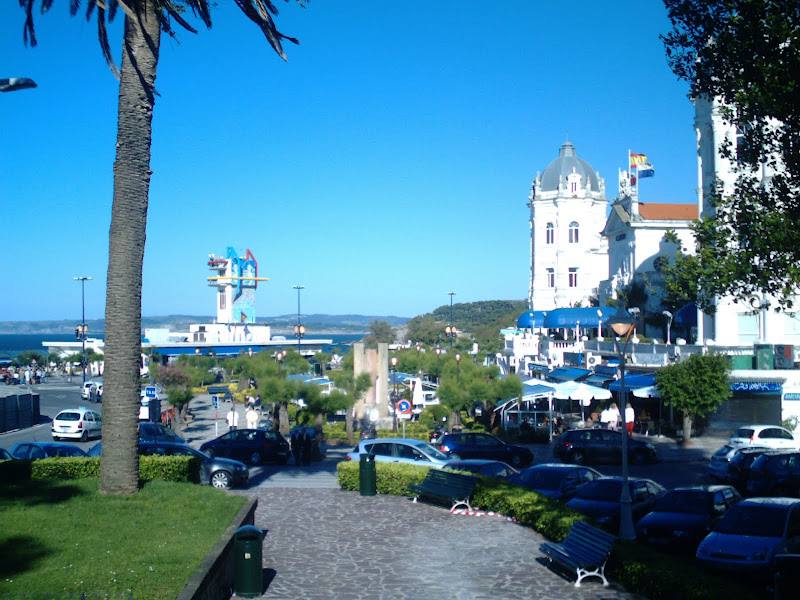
80, 381, 97, 400
52, 407, 102, 442
729, 425, 800, 450
345, 438, 456, 467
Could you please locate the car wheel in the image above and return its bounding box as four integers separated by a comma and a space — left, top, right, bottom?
249, 451, 262, 466
631, 450, 646, 466
511, 454, 523, 468
81, 430, 89, 443
211, 470, 231, 489
52, 436, 60, 441
571, 450, 585, 465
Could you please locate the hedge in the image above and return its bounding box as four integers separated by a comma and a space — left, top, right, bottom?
0, 456, 201, 485
335, 461, 767, 600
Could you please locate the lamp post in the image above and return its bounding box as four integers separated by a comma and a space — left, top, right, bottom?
662, 311, 673, 345
448, 292, 456, 348
73, 276, 92, 385
435, 348, 442, 384
455, 353, 461, 385
597, 309, 603, 340
390, 356, 399, 433
605, 305, 638, 540
293, 285, 305, 352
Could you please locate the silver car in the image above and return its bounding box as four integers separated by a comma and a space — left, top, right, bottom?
729, 425, 799, 450
346, 438, 455, 467
52, 407, 102, 442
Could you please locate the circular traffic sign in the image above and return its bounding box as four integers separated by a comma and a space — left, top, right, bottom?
397, 399, 412, 415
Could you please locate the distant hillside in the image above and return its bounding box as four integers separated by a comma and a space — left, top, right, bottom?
0, 314, 410, 335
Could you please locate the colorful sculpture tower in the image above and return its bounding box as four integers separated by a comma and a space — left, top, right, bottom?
207, 247, 268, 325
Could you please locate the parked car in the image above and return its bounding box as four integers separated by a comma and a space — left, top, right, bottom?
446, 459, 519, 480
729, 425, 800, 451
80, 381, 97, 400
138, 441, 249, 489
51, 407, 102, 442
745, 452, 800, 497
696, 497, 800, 578
709, 445, 769, 483
636, 485, 742, 550
726, 447, 786, 493
565, 476, 666, 529
10, 442, 88, 460
438, 432, 533, 468
139, 421, 186, 444
200, 429, 290, 466
553, 428, 657, 465
346, 438, 455, 467
509, 463, 602, 501
0, 447, 12, 460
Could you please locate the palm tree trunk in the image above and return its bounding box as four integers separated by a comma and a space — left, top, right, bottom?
99, 0, 161, 495
682, 409, 693, 444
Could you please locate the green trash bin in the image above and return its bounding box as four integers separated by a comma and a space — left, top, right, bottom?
359, 453, 376, 496
233, 525, 263, 598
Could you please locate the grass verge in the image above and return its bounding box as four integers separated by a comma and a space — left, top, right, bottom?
0, 477, 245, 599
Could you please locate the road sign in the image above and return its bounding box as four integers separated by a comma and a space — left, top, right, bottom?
145, 386, 157, 399
212, 396, 218, 409
397, 399, 412, 415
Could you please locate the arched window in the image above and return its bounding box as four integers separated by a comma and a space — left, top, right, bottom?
546, 223, 554, 245
569, 222, 579, 244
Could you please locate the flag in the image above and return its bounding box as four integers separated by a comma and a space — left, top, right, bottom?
638, 162, 655, 178
630, 153, 647, 167
631, 174, 637, 186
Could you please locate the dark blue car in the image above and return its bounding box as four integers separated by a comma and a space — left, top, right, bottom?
636, 485, 742, 550
438, 432, 533, 468
566, 476, 666, 530
10, 442, 87, 460
510, 463, 602, 501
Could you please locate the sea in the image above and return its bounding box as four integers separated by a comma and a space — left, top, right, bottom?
0, 333, 364, 357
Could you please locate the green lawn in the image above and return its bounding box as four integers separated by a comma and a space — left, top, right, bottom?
0, 478, 246, 599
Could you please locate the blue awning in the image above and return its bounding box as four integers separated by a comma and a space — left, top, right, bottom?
584, 374, 612, 387
542, 307, 618, 329
547, 367, 591, 382
608, 374, 656, 391
527, 363, 549, 372
523, 383, 555, 397
517, 311, 547, 328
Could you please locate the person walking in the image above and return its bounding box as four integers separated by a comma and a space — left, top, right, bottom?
609, 403, 620, 431
246, 406, 258, 429
599, 406, 610, 429
291, 429, 302, 466
625, 402, 635, 435
226, 407, 239, 431
302, 429, 313, 466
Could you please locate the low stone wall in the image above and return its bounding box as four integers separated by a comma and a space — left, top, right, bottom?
177, 496, 258, 600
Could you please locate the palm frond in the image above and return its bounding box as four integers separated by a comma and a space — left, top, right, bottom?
234, 0, 301, 61
40, 0, 56, 12
97, 5, 121, 79
21, 0, 37, 47
70, 0, 81, 16
160, 1, 200, 35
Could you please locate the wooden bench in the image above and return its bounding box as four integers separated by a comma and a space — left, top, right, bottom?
408, 469, 478, 511
539, 520, 616, 587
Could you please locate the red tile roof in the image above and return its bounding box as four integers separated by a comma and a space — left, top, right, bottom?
638, 203, 698, 220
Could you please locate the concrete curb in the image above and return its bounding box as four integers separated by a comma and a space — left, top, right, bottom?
176, 495, 258, 600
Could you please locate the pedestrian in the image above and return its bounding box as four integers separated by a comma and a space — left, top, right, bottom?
291, 429, 302, 466
625, 402, 635, 435
226, 407, 239, 431
246, 406, 258, 429
599, 406, 610, 429
302, 428, 313, 466
609, 403, 620, 431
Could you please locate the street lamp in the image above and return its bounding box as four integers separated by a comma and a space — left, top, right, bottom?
455, 353, 461, 385
605, 304, 638, 540
447, 292, 456, 348
435, 348, 442, 384
293, 285, 305, 352
662, 311, 673, 345
390, 356, 399, 433
73, 276, 92, 385
597, 309, 604, 340
0, 77, 37, 92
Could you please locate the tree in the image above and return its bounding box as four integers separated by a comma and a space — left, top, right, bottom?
661, 0, 800, 310
19, 0, 303, 494
406, 314, 445, 345
654, 352, 731, 443
154, 363, 195, 431
362, 320, 396, 348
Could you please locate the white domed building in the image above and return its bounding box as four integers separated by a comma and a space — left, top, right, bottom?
527, 141, 609, 310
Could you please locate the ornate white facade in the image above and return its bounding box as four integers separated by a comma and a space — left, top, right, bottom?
528, 141, 609, 310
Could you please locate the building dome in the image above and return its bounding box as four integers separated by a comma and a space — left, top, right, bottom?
540, 141, 601, 192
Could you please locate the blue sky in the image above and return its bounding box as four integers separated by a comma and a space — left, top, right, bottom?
1, 1, 696, 322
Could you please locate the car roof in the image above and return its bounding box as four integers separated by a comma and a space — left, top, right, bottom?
362, 438, 427, 444
670, 485, 736, 493
56, 407, 96, 415
447, 459, 509, 466
734, 424, 790, 431
739, 497, 800, 507
523, 463, 586, 470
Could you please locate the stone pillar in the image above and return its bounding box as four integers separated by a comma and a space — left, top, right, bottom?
377, 343, 389, 421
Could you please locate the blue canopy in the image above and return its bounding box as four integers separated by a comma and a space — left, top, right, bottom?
547, 367, 591, 382
523, 383, 555, 397
584, 374, 612, 387
517, 311, 547, 328
675, 302, 697, 327
543, 307, 617, 329
608, 374, 656, 391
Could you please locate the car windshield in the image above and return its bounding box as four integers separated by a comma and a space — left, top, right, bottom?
715, 504, 787, 537
412, 441, 449, 460
518, 469, 565, 490
576, 480, 623, 501
56, 412, 81, 422
654, 490, 709, 514
713, 446, 734, 458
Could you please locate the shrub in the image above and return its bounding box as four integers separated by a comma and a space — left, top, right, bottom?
3, 456, 200, 484
336, 460, 428, 495
32, 457, 100, 480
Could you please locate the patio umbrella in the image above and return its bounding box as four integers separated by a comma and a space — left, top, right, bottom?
553, 381, 612, 423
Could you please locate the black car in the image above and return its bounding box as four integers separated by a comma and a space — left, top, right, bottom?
728, 448, 789, 493
439, 432, 533, 468
746, 451, 800, 497
200, 428, 290, 466
9, 441, 88, 459
553, 428, 657, 465
446, 459, 519, 480
566, 476, 667, 530
510, 463, 602, 501
636, 485, 742, 550
139, 420, 187, 444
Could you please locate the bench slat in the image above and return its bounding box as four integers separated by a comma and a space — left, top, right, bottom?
409, 469, 478, 511
539, 521, 615, 588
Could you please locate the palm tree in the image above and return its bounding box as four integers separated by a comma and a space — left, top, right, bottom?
19, 0, 303, 494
